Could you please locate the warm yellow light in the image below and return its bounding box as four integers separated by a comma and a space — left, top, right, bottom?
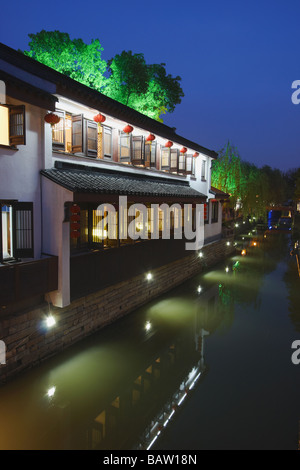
241, 249, 247, 256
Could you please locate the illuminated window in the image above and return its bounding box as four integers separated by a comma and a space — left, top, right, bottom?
161, 147, 170, 170
0, 202, 34, 262
185, 155, 194, 175
119, 131, 131, 162
0, 105, 26, 146
103, 126, 112, 158
178, 154, 186, 174
52, 110, 97, 157
145, 141, 156, 168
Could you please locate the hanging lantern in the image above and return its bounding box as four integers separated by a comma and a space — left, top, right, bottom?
193, 152, 199, 158
165, 140, 173, 148
180, 147, 187, 154
123, 124, 134, 134
93, 113, 106, 124
44, 113, 60, 127
146, 133, 156, 142
70, 205, 80, 214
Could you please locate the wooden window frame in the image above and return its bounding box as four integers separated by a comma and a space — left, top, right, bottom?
161, 147, 170, 171
211, 201, 219, 224
131, 135, 145, 165
119, 131, 132, 163
103, 125, 113, 159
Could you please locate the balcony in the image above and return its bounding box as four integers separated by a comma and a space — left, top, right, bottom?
0, 256, 58, 306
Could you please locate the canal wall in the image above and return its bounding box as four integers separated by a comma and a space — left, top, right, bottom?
0, 237, 235, 383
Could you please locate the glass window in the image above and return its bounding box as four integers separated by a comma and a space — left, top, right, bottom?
103, 126, 112, 158
211, 201, 219, 223
1, 205, 13, 259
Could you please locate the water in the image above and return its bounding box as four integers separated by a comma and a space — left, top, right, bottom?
0, 232, 299, 450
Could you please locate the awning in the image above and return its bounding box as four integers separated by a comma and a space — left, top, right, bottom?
209, 186, 230, 200
41, 163, 207, 203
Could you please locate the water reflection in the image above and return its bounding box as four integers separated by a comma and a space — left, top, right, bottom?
0, 231, 299, 450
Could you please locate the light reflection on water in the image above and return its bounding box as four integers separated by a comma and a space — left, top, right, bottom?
0, 232, 300, 450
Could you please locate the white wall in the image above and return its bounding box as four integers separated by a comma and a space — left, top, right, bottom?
0, 98, 48, 259
41, 177, 73, 308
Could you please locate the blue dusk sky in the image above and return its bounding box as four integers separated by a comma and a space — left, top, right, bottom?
0, 0, 299, 171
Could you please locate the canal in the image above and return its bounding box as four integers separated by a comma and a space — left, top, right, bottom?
0, 231, 299, 450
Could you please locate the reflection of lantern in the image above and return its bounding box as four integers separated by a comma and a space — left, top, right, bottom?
93, 113, 106, 124
70, 205, 80, 239
193, 152, 199, 158
165, 140, 173, 148
180, 147, 187, 154
241, 249, 247, 256
44, 113, 60, 127
123, 124, 134, 134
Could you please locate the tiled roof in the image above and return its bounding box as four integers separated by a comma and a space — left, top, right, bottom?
210, 186, 230, 199
41, 165, 206, 199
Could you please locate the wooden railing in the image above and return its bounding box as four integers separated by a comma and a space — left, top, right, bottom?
0, 256, 58, 306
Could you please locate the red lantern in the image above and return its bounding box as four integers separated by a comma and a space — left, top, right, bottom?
146, 133, 156, 142
93, 113, 106, 123
123, 124, 134, 134
70, 205, 80, 214
70, 214, 80, 222
180, 147, 187, 154
193, 152, 199, 158
70, 231, 80, 239
165, 140, 173, 148
44, 113, 60, 127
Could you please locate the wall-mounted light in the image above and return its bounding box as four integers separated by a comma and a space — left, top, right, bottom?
47, 386, 56, 398
46, 315, 56, 329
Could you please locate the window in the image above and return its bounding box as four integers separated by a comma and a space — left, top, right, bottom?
103, 126, 113, 158
145, 141, 156, 168
201, 160, 207, 181
0, 202, 34, 262
161, 147, 170, 170
178, 154, 186, 174
170, 149, 178, 173
204, 203, 209, 224
185, 155, 194, 175
0, 105, 26, 146
119, 132, 131, 163
132, 136, 144, 165
52, 110, 97, 157
211, 201, 219, 223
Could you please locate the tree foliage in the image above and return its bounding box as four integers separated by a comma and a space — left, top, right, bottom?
23, 30, 108, 91
23, 31, 184, 122
211, 141, 289, 220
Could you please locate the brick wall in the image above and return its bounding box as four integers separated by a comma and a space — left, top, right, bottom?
0, 237, 235, 383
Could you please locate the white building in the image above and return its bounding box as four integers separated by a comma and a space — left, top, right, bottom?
0, 42, 229, 313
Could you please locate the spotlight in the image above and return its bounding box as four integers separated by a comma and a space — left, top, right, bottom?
146, 273, 152, 281
145, 321, 152, 332
197, 286, 202, 293
46, 315, 56, 328
47, 386, 56, 398
199, 252, 203, 258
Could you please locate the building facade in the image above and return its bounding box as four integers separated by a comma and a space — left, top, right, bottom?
0, 43, 232, 380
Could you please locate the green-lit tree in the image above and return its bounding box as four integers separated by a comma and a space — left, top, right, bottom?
106, 51, 184, 121
23, 32, 184, 122
23, 30, 108, 91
